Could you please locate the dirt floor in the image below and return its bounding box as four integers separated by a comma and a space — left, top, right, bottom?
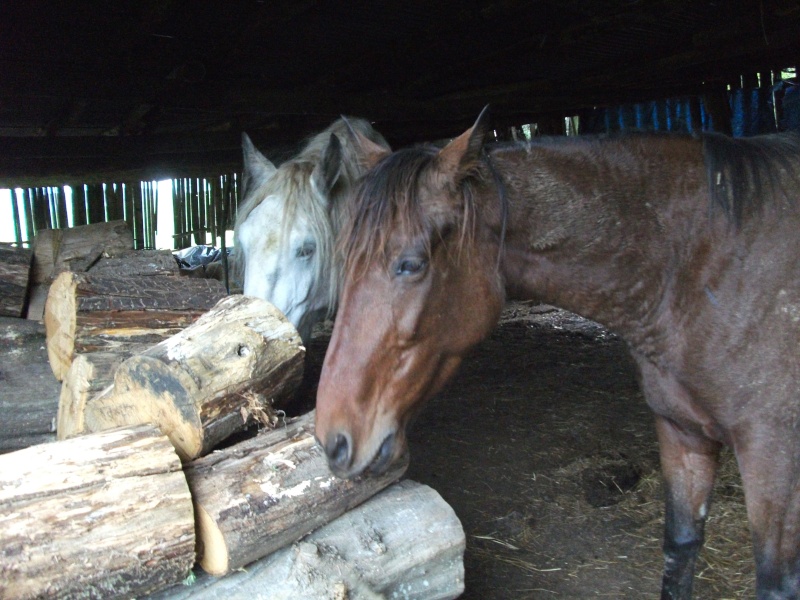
297, 302, 755, 600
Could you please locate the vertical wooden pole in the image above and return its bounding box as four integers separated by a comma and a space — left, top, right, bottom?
23, 189, 35, 243
172, 179, 182, 250
72, 185, 87, 226
134, 182, 144, 249
11, 190, 23, 246
105, 183, 124, 221
86, 184, 105, 224
56, 186, 69, 229
33, 187, 50, 231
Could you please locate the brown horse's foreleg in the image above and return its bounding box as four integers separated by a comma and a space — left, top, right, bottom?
655, 415, 721, 600
735, 434, 800, 599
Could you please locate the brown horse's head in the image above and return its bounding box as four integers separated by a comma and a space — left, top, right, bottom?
316, 109, 506, 478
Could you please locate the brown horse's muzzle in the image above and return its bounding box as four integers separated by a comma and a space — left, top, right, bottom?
316, 428, 402, 478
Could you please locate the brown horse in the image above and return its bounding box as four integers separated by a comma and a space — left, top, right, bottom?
315, 108, 800, 599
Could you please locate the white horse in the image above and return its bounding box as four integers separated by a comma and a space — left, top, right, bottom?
233, 118, 390, 344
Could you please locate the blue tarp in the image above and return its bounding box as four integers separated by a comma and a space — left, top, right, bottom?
582, 80, 799, 137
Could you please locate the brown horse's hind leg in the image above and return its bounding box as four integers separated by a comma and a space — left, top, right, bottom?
735, 433, 800, 599
655, 415, 722, 600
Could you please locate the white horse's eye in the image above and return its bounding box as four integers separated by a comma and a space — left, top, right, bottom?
297, 241, 316, 260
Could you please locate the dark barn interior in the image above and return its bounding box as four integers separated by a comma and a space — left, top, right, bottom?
2, 0, 799, 187
1, 1, 800, 599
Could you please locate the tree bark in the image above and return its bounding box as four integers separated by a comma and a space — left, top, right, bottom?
0, 425, 195, 600
0, 318, 60, 453
84, 295, 305, 461
151, 480, 466, 600
87, 248, 180, 278
0, 243, 32, 318
44, 270, 226, 380
32, 220, 134, 284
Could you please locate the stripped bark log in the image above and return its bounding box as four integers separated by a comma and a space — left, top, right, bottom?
0, 243, 32, 318
0, 425, 195, 600
44, 271, 226, 380
84, 295, 305, 461
185, 410, 407, 576
57, 349, 149, 440
151, 480, 466, 600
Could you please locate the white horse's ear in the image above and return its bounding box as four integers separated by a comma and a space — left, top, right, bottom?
437, 105, 491, 181
341, 116, 390, 169
311, 133, 343, 204
241, 132, 277, 195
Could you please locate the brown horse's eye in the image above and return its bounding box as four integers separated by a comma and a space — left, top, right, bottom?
395, 256, 427, 277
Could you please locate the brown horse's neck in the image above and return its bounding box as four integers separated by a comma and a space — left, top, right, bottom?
482, 136, 710, 343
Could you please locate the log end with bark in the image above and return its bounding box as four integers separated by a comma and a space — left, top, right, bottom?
44, 270, 227, 380
83, 295, 305, 461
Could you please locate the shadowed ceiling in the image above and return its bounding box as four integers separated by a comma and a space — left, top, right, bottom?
2, 0, 798, 184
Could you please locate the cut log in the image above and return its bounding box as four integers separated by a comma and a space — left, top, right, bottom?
44, 271, 226, 380
84, 295, 305, 461
57, 349, 149, 440
184, 410, 407, 576
87, 248, 180, 278
0, 318, 60, 453
0, 243, 32, 318
0, 425, 195, 600
32, 220, 134, 284
151, 480, 466, 600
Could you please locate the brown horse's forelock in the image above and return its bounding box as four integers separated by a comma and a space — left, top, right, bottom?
340, 145, 438, 280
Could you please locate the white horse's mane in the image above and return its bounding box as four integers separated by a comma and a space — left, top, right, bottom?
232, 118, 389, 318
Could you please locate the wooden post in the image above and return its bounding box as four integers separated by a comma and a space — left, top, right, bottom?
0, 425, 195, 600
83, 295, 305, 461
186, 410, 407, 576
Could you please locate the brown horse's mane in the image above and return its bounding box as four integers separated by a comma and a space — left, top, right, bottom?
341, 130, 800, 281
703, 130, 800, 226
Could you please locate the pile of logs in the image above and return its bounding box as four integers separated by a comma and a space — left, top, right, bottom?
0, 220, 466, 600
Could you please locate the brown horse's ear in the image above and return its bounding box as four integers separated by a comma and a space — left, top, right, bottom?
438, 105, 491, 181
311, 133, 343, 203
341, 116, 391, 169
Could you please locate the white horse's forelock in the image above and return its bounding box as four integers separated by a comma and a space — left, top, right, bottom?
232, 118, 389, 323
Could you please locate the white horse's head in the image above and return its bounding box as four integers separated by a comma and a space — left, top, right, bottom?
233, 118, 389, 345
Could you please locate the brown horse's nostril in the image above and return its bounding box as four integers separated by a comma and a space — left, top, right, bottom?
325, 431, 352, 472
368, 432, 396, 475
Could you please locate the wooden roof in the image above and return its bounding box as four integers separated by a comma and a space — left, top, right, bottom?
2, 0, 799, 184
